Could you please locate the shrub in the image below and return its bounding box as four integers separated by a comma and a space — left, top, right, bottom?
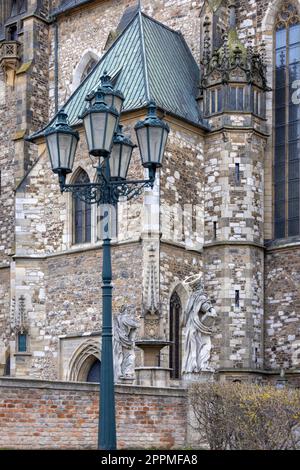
189, 382, 300, 450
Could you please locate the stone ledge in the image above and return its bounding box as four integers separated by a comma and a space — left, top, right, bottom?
204, 240, 264, 249
13, 238, 142, 260
266, 238, 300, 252
0, 377, 187, 397
0, 264, 10, 270
217, 368, 300, 376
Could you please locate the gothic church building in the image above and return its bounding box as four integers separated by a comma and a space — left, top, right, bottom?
0, 0, 300, 387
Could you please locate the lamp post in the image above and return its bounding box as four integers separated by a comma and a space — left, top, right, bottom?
44, 73, 170, 450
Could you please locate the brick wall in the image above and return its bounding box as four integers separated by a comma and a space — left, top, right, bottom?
0, 378, 187, 449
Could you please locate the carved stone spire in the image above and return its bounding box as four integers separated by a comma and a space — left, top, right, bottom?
203, 16, 212, 65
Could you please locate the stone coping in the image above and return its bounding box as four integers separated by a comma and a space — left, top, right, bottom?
0, 264, 10, 270
266, 239, 300, 252
217, 368, 300, 375
13, 238, 141, 260
0, 377, 186, 397
204, 240, 264, 249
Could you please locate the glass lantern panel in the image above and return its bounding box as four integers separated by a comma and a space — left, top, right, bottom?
149, 127, 164, 164
158, 128, 169, 166
109, 144, 122, 178
83, 113, 94, 150
47, 133, 59, 170
90, 112, 106, 150
68, 135, 78, 171
113, 95, 123, 114
104, 113, 118, 151
58, 133, 73, 169
104, 94, 113, 108
120, 145, 133, 179
136, 126, 149, 165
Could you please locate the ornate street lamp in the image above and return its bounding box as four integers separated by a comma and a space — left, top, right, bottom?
80, 90, 119, 158
45, 77, 170, 450
109, 125, 136, 180
45, 109, 79, 175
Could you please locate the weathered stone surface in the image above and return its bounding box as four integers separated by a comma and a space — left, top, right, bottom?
0, 0, 300, 391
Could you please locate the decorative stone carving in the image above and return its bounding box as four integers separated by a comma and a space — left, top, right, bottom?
276, 2, 300, 29
141, 241, 162, 339
0, 41, 21, 86
113, 306, 139, 381
144, 312, 160, 338
143, 243, 159, 315
207, 0, 223, 13
182, 282, 217, 373
11, 295, 28, 334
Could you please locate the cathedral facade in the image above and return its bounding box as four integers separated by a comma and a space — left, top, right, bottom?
0, 0, 300, 387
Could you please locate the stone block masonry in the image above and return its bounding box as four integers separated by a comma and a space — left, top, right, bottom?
0, 378, 187, 449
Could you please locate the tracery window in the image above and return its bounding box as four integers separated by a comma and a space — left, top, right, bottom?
10, 0, 26, 17
80, 58, 97, 83
73, 170, 92, 245
169, 292, 182, 380
274, 2, 300, 238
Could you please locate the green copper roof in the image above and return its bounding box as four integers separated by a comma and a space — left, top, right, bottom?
29, 11, 206, 141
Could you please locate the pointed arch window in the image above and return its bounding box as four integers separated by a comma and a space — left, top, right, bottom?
10, 0, 26, 17
169, 292, 182, 380
274, 3, 300, 239
80, 58, 97, 83
73, 170, 91, 245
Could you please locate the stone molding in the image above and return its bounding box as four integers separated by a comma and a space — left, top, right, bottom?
0, 376, 187, 397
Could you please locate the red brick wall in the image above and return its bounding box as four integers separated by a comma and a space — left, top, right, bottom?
0, 378, 187, 449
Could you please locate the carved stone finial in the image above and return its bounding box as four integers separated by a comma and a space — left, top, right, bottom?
203, 16, 212, 64
143, 243, 159, 315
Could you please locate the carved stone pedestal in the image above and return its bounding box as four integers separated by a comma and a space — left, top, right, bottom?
135, 367, 171, 388
182, 371, 215, 387
117, 376, 135, 385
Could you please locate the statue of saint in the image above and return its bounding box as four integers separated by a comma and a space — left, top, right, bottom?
182, 284, 217, 373
113, 306, 139, 381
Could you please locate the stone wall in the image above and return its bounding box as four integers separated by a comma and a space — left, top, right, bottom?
0, 377, 187, 449
204, 244, 264, 370
0, 267, 10, 372
265, 245, 300, 371
10, 240, 143, 379
0, 69, 17, 266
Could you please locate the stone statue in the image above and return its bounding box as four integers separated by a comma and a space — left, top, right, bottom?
113, 305, 139, 381
182, 284, 217, 373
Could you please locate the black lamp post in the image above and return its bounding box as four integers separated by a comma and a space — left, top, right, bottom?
45, 73, 170, 450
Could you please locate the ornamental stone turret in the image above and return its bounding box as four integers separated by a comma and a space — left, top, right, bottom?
200, 0, 269, 132
202, 0, 269, 377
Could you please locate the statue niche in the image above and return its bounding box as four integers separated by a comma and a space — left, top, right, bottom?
182, 283, 217, 374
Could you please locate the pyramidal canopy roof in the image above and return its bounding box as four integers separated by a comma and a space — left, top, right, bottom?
29, 11, 206, 141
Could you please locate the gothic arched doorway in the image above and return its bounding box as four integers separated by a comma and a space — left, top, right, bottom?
169, 291, 182, 379
67, 340, 101, 382
87, 358, 101, 383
